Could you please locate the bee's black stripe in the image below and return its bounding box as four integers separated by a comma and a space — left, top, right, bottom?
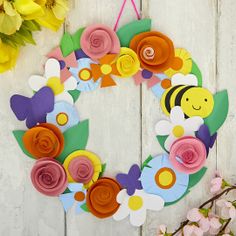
175, 86, 195, 106
165, 85, 183, 113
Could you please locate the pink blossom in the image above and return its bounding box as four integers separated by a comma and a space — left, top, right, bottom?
183, 225, 203, 236
210, 177, 223, 194
187, 208, 210, 232
157, 224, 167, 236
208, 216, 222, 235
216, 199, 236, 220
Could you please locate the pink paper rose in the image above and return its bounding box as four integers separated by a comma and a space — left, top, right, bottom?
169, 137, 207, 174
80, 24, 120, 59
68, 156, 94, 184
31, 158, 68, 196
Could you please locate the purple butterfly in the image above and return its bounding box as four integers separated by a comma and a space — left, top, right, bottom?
116, 164, 143, 196
196, 124, 217, 156
10, 86, 54, 128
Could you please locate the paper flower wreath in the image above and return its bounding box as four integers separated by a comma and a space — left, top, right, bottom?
10, 19, 229, 227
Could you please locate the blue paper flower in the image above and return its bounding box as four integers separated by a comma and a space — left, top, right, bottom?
69, 58, 100, 92
151, 73, 171, 99
46, 101, 79, 132
140, 153, 189, 203
59, 183, 87, 213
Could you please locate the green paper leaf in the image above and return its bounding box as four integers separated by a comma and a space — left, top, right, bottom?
204, 90, 229, 135
81, 203, 90, 212
117, 19, 152, 47
13, 130, 34, 159
188, 167, 207, 188
156, 135, 169, 153
191, 60, 202, 87
99, 163, 107, 178
68, 90, 81, 103
62, 188, 71, 194
60, 32, 74, 57
57, 120, 89, 163
141, 155, 153, 170
71, 27, 85, 50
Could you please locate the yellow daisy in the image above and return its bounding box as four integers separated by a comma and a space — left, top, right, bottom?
0, 39, 19, 73
0, 0, 22, 35
63, 150, 102, 189
35, 0, 68, 31
165, 48, 192, 77
14, 0, 44, 20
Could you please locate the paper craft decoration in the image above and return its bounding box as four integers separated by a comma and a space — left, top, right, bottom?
28, 58, 77, 104
10, 86, 54, 128
155, 106, 204, 151
10, 16, 229, 228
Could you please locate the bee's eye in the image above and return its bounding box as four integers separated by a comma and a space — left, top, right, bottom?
186, 98, 189, 101
204, 98, 208, 102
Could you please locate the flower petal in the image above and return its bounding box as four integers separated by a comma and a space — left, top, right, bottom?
155, 120, 172, 135
113, 202, 130, 221
63, 76, 77, 91
45, 58, 60, 79
170, 106, 185, 124
116, 189, 128, 204
59, 192, 75, 212
129, 208, 147, 227
68, 183, 83, 192
187, 208, 202, 222
55, 92, 74, 105
184, 116, 204, 131
28, 75, 47, 91
144, 193, 164, 211
164, 134, 176, 151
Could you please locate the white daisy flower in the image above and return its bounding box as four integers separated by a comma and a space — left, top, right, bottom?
113, 189, 164, 227
155, 106, 204, 151
28, 58, 77, 104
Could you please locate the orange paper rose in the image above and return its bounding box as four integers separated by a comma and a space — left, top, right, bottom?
86, 177, 121, 218
130, 31, 175, 73
23, 123, 64, 159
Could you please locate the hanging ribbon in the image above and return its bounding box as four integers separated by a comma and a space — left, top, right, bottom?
113, 0, 141, 32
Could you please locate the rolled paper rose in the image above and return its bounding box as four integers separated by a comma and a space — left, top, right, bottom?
86, 177, 121, 218
130, 31, 175, 73
80, 24, 120, 59
63, 150, 102, 189
116, 47, 140, 77
169, 136, 207, 174
68, 156, 94, 184
31, 158, 68, 196
23, 123, 64, 159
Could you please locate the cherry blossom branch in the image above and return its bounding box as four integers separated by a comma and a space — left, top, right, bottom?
172, 186, 236, 236
217, 218, 231, 236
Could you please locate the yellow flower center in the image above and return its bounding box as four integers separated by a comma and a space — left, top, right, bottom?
79, 68, 92, 81
56, 112, 68, 126
128, 196, 143, 211
155, 167, 176, 189
172, 125, 184, 137
101, 64, 112, 75
46, 77, 64, 95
